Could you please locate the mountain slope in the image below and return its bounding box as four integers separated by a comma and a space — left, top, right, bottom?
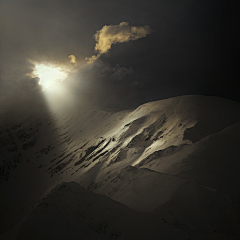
16, 181, 188, 240
1, 95, 240, 239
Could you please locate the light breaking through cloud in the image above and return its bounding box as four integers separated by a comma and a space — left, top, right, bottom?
86, 22, 151, 64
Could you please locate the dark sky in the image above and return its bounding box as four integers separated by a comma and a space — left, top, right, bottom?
0, 0, 239, 111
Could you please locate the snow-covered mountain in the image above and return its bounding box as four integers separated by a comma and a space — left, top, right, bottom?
1, 95, 240, 239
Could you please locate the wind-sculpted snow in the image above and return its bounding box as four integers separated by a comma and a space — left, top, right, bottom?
1, 95, 240, 239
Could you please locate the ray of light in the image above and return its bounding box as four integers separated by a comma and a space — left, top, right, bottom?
32, 62, 77, 116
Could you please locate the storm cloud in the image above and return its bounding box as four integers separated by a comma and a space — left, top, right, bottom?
0, 0, 239, 112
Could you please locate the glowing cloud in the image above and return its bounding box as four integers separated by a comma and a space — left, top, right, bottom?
86, 22, 151, 63
34, 63, 68, 89
86, 55, 98, 64
68, 54, 77, 63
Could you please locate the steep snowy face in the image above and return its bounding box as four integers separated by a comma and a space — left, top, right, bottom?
1, 95, 239, 183
1, 95, 240, 239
